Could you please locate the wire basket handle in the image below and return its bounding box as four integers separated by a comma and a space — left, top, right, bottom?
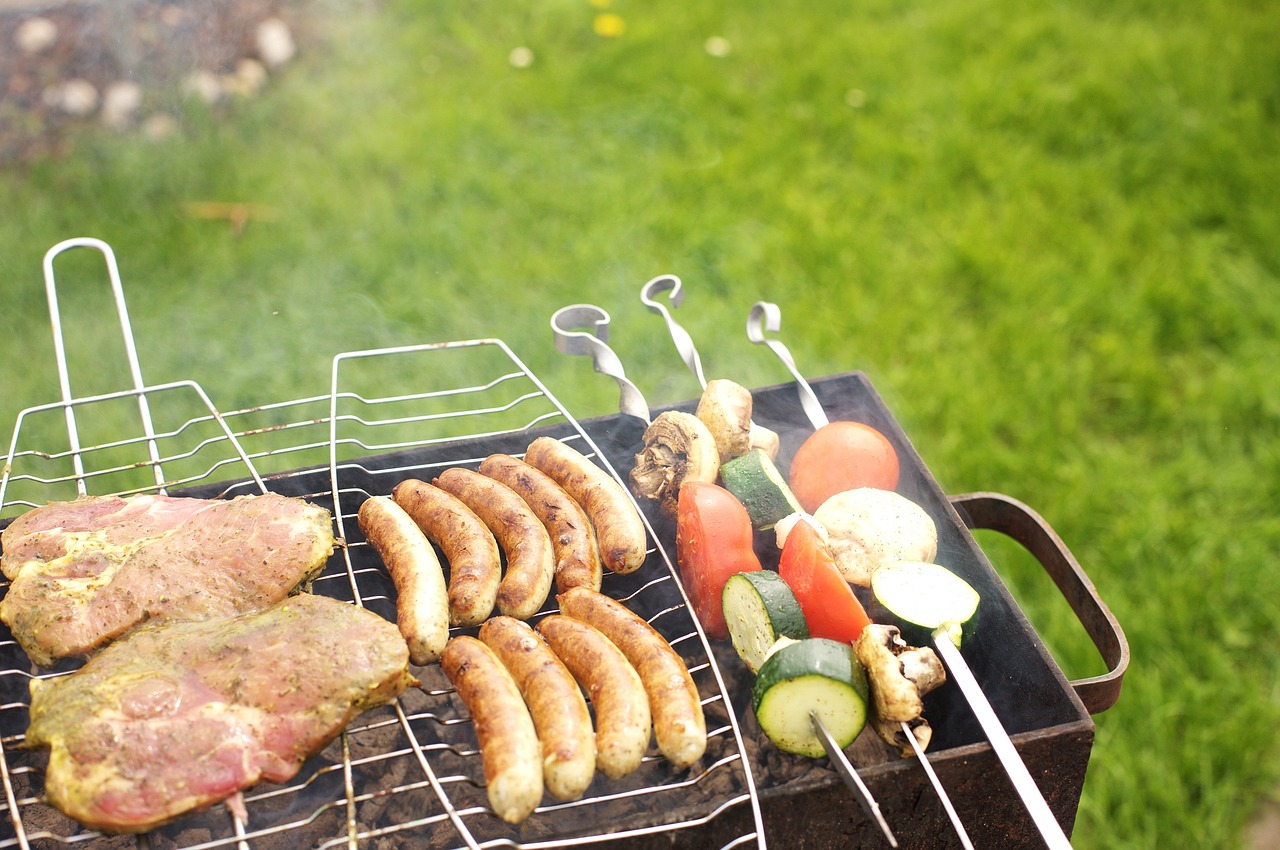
43, 237, 164, 492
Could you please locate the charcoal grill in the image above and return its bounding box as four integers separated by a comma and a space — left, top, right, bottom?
0, 240, 1127, 850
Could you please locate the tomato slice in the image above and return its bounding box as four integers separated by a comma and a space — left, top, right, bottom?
676, 481, 763, 640
778, 519, 871, 643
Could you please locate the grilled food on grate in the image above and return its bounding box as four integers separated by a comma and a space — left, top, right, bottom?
478, 453, 603, 594
24, 593, 416, 833
433, 467, 556, 621
390, 478, 503, 627
522, 436, 648, 576
357, 495, 450, 666
0, 493, 335, 666
559, 586, 708, 770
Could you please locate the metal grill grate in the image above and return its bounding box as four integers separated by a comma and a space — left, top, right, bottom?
0, 240, 766, 850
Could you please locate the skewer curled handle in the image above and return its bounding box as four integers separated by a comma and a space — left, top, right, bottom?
948, 491, 1130, 715
639, 274, 707, 390
550, 304, 650, 423
746, 301, 829, 430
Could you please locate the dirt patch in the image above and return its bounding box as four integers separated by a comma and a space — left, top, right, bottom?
0, 0, 309, 164
1247, 788, 1280, 850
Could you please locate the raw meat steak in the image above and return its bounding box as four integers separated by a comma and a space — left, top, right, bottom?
24, 593, 415, 833
0, 493, 335, 666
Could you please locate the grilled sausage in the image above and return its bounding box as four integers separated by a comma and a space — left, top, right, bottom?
479, 616, 596, 801
433, 467, 555, 621
442, 636, 544, 824
536, 614, 650, 779
523, 437, 647, 575
391, 478, 501, 627
478, 453, 602, 593
558, 587, 706, 769
357, 495, 449, 666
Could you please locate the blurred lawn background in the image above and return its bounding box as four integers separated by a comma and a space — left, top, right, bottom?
1, 0, 1278, 847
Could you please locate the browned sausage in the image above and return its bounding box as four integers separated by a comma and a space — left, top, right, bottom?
558, 587, 706, 769
523, 437, 647, 575
479, 616, 596, 801
391, 478, 501, 627
478, 453, 602, 593
536, 614, 650, 779
441, 635, 544, 824
357, 496, 449, 666
433, 467, 554, 621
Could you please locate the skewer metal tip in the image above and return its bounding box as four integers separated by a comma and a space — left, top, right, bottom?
902, 721, 975, 850
809, 711, 898, 848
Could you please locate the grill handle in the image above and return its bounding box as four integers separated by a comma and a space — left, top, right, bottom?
43, 237, 165, 494
948, 491, 1129, 715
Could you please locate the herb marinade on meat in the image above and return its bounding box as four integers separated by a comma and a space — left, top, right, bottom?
24, 593, 415, 833
0, 493, 335, 665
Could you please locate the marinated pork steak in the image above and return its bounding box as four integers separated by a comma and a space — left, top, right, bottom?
0, 493, 335, 666
24, 592, 416, 833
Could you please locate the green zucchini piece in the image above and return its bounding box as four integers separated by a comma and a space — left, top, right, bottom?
751, 638, 870, 758
870, 561, 980, 648
719, 448, 803, 530
722, 571, 809, 673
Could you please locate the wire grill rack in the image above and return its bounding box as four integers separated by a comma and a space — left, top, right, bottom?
0, 240, 766, 850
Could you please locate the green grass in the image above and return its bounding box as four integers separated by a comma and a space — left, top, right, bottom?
2, 0, 1278, 847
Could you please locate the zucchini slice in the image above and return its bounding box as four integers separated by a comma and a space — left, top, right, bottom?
719, 448, 803, 530
722, 571, 809, 673
751, 638, 870, 758
870, 561, 980, 648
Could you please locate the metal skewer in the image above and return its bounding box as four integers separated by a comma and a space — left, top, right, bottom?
902, 720, 975, 850
811, 712, 898, 847
550, 304, 651, 423
745, 299, 992, 844
640, 275, 707, 390
931, 635, 1074, 849
746, 301, 829, 429
639, 279, 900, 846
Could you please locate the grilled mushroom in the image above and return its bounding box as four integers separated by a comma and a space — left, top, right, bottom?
694, 378, 780, 464
855, 623, 946, 757
630, 411, 721, 518
873, 712, 934, 757
695, 379, 754, 463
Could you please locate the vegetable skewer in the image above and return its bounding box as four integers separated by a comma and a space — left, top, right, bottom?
747, 300, 971, 834
752, 300, 1071, 849
639, 283, 899, 844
